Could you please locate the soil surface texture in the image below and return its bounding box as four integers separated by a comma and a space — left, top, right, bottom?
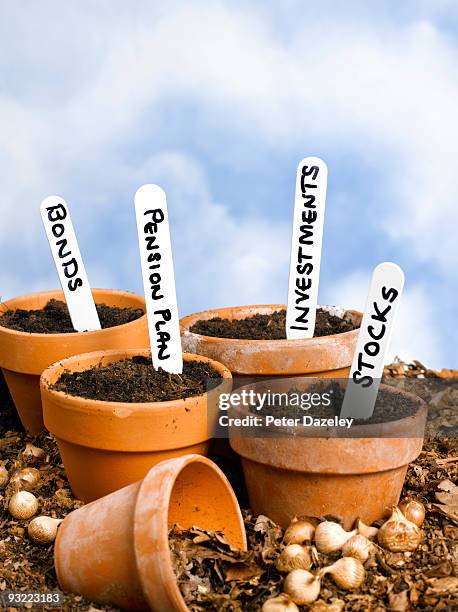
248, 382, 421, 426
189, 308, 357, 340
0, 299, 144, 334
52, 356, 223, 402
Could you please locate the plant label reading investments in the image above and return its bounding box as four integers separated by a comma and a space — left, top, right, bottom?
134, 184, 183, 374
340, 262, 405, 420
40, 196, 101, 332
286, 157, 328, 339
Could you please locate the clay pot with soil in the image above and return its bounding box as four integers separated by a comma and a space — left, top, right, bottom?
54, 454, 246, 612
181, 304, 362, 379
0, 289, 149, 434
40, 348, 231, 502
229, 379, 427, 530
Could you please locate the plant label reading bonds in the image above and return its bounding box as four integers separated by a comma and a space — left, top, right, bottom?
286, 157, 328, 339
340, 262, 405, 420
134, 184, 183, 374
40, 196, 101, 332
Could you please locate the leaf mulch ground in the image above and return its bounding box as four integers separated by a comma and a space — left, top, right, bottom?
0, 361, 457, 611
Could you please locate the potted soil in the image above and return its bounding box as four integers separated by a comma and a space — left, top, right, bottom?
54, 454, 247, 611
181, 304, 362, 378
40, 348, 232, 502
229, 379, 427, 529
0, 289, 148, 434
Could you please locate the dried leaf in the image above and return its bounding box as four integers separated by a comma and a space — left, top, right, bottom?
192, 533, 211, 544
254, 514, 278, 536
436, 456, 458, 466
425, 576, 458, 595
433, 480, 458, 523
310, 599, 345, 611
224, 561, 262, 582
388, 589, 410, 611
425, 561, 453, 578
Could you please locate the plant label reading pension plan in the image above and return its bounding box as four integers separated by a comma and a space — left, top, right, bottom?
134, 184, 183, 374
340, 262, 405, 420
40, 196, 101, 332
286, 157, 328, 339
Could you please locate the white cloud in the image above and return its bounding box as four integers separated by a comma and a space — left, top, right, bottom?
326, 271, 443, 369
0, 1, 456, 366
121, 151, 291, 312
1, 3, 458, 265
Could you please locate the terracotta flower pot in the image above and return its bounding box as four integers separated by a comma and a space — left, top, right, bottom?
41, 349, 232, 502
229, 380, 427, 530
0, 289, 148, 434
181, 304, 362, 378
55, 454, 247, 611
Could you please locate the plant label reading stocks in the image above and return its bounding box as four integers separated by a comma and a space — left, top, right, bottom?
40, 196, 101, 332
135, 184, 183, 374
340, 262, 405, 420
286, 157, 328, 339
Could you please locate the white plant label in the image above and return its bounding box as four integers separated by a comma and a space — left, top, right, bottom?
286, 157, 328, 339
134, 184, 183, 374
40, 196, 101, 332
340, 262, 405, 420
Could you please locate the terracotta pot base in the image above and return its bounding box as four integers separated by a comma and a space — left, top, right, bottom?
55, 455, 247, 611
240, 458, 409, 530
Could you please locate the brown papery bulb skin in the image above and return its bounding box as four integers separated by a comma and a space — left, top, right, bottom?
28, 516, 63, 544
321, 557, 365, 590
342, 534, 372, 563
276, 544, 312, 572
355, 518, 379, 540
0, 464, 8, 488
398, 498, 426, 527
9, 467, 40, 492
377, 506, 422, 552
261, 593, 300, 612
283, 569, 321, 605
22, 442, 46, 465
283, 517, 316, 544
314, 521, 357, 554
8, 491, 39, 519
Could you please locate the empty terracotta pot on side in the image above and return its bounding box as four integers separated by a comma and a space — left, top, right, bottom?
230, 381, 427, 530
55, 454, 247, 611
41, 349, 232, 502
0, 289, 148, 434
181, 304, 362, 378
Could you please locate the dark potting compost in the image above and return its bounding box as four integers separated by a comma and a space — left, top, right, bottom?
190, 308, 358, 340
0, 299, 144, 334
52, 356, 222, 402
248, 383, 421, 426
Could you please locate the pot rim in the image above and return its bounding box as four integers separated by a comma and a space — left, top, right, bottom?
133, 454, 247, 611
180, 304, 362, 345
0, 288, 147, 340
41, 349, 232, 413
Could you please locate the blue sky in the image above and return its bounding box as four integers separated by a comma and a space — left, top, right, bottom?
1, 1, 457, 368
